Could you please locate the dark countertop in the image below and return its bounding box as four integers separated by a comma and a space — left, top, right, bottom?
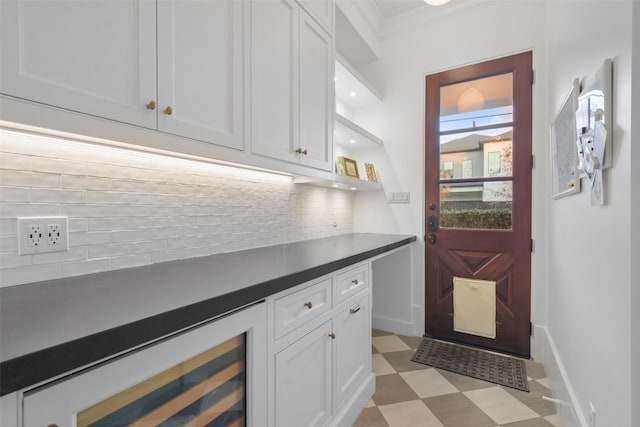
0, 233, 415, 396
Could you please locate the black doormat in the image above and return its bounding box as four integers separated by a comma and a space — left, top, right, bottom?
411, 337, 529, 392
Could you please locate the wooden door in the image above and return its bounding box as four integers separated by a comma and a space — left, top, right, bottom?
425, 52, 533, 357
0, 0, 157, 129
157, 0, 244, 150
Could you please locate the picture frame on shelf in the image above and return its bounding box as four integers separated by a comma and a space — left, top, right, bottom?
343, 157, 359, 178
336, 156, 346, 175
364, 163, 378, 183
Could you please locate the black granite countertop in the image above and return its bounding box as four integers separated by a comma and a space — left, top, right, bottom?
0, 233, 415, 396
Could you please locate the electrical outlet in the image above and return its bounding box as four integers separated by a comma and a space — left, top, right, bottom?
18, 217, 69, 255
28, 224, 43, 247
47, 223, 62, 245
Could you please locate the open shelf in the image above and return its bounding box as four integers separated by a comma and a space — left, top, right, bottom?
334, 113, 383, 150
294, 174, 382, 192
335, 55, 382, 109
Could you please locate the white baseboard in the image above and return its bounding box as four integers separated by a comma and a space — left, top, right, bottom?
372, 314, 415, 336
535, 325, 588, 427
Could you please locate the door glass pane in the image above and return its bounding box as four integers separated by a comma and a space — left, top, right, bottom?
439, 126, 513, 180
440, 73, 513, 131
439, 73, 514, 181
440, 181, 512, 229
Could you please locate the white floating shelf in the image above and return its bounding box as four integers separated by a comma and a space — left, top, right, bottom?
335, 56, 382, 109
294, 174, 382, 192
334, 113, 383, 150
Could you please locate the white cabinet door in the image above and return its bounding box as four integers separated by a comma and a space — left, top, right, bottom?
298, 0, 334, 34
157, 0, 244, 149
250, 0, 299, 164
334, 293, 371, 412
275, 320, 333, 427
251, 0, 333, 171
0, 0, 157, 129
299, 10, 333, 171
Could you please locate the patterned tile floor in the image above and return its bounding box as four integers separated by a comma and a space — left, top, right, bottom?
354, 329, 562, 427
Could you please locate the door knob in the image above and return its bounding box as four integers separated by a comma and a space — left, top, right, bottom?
427, 234, 437, 244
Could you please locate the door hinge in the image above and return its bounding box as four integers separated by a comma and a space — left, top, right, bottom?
531, 69, 535, 85
529, 322, 533, 336
531, 154, 535, 169
530, 238, 535, 253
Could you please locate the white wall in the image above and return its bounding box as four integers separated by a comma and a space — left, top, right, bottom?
351, 1, 635, 426
0, 129, 354, 287
544, 2, 633, 426
632, 3, 640, 425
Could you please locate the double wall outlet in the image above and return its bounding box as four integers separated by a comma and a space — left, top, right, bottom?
18, 216, 69, 255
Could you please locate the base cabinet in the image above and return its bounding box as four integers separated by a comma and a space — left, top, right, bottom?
275, 320, 333, 427
270, 263, 373, 427
335, 294, 371, 413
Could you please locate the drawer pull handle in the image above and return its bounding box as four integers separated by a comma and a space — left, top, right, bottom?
350, 305, 361, 315
304, 301, 313, 309
328, 332, 336, 339
48, 425, 59, 427
295, 148, 308, 155
352, 279, 360, 285
163, 105, 173, 115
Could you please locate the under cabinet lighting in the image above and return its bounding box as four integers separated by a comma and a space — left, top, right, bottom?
349, 139, 357, 144
0, 121, 293, 183
349, 91, 357, 97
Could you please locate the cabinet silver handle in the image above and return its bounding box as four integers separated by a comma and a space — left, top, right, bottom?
350, 305, 361, 315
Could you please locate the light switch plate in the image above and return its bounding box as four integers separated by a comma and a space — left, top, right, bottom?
387, 192, 410, 204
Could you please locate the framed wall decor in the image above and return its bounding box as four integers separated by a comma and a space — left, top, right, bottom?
343, 157, 359, 178
550, 78, 581, 199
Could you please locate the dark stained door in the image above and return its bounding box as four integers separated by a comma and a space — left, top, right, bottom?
425, 52, 533, 357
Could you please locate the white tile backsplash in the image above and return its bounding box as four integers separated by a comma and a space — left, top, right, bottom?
0, 130, 354, 287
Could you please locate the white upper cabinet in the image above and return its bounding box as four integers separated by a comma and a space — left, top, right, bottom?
299, 11, 333, 170
251, 0, 334, 172
250, 0, 299, 165
299, 0, 334, 34
0, 0, 157, 129
157, 0, 244, 149
0, 0, 244, 150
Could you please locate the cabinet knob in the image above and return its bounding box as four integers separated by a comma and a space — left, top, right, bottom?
163, 105, 173, 115
295, 148, 308, 155
304, 301, 313, 309
146, 100, 156, 110
352, 279, 359, 285
328, 332, 336, 339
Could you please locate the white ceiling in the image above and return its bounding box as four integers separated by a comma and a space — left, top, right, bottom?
373, 0, 428, 19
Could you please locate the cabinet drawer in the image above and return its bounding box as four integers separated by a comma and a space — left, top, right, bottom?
336, 264, 368, 304
274, 278, 332, 339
